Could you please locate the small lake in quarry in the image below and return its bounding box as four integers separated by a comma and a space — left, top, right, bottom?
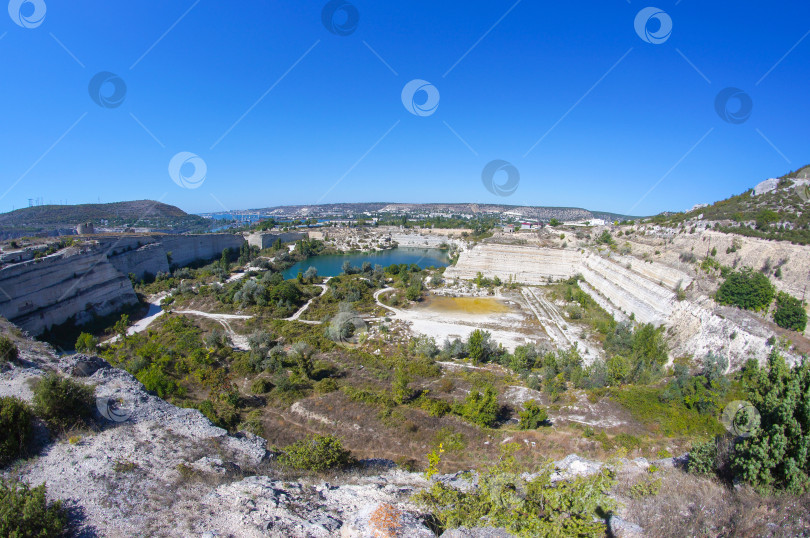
282, 247, 449, 279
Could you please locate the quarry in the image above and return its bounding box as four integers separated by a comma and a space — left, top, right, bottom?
1, 202, 810, 537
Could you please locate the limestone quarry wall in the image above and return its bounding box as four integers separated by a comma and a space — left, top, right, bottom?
448, 242, 794, 367
444, 244, 581, 283
0, 234, 244, 335
0, 246, 138, 335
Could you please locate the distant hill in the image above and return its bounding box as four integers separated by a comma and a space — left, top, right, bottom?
658, 165, 810, 245
0, 200, 214, 239
249, 202, 638, 223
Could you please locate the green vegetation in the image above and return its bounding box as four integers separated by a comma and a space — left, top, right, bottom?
415, 444, 616, 537
608, 385, 724, 437
517, 400, 548, 429
0, 336, 19, 363
773, 291, 807, 331
32, 373, 95, 431
0, 479, 67, 537
456, 385, 499, 427
731, 351, 810, 493
278, 434, 353, 472
716, 268, 775, 312
0, 397, 34, 466
75, 332, 98, 353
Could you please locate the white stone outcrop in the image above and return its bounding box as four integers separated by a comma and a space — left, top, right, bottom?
0, 234, 243, 334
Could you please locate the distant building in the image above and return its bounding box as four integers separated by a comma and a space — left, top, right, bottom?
76, 222, 95, 235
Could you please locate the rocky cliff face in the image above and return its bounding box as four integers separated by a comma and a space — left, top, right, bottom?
0, 234, 243, 335
446, 242, 791, 368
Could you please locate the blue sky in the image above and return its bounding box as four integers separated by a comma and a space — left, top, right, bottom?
1, 1, 809, 216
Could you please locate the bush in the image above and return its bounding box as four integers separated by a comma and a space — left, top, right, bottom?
250, 377, 274, 394
0, 336, 18, 363
773, 292, 807, 332
314, 378, 338, 394
716, 268, 775, 312
415, 444, 615, 537
32, 373, 95, 430
732, 351, 810, 492
0, 397, 34, 466
456, 385, 499, 427
279, 434, 352, 472
517, 400, 548, 429
0, 479, 67, 537
687, 439, 717, 475
75, 332, 98, 353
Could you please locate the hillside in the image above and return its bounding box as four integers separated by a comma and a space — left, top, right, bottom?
0, 200, 214, 238
658, 165, 810, 244
252, 202, 637, 222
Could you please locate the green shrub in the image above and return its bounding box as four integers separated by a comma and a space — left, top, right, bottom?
75, 332, 98, 353
456, 385, 499, 427
628, 476, 662, 499
314, 378, 338, 394
716, 268, 775, 311
250, 377, 274, 394
0, 336, 18, 363
279, 434, 352, 472
688, 438, 717, 475
0, 479, 67, 537
0, 397, 34, 466
415, 444, 615, 537
517, 400, 548, 429
732, 351, 810, 492
773, 292, 807, 332
32, 373, 95, 430
136, 364, 182, 399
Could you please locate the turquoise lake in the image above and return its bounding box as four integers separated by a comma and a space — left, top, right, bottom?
282, 248, 449, 279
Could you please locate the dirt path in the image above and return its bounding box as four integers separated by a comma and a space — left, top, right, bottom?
285, 278, 331, 322
173, 310, 253, 350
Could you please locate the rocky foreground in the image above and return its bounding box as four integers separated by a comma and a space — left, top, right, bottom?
0, 335, 668, 537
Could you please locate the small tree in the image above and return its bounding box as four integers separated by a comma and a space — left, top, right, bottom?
392, 367, 412, 405
113, 314, 130, 338
75, 332, 98, 354
732, 350, 810, 492
716, 268, 775, 312
773, 292, 807, 332
518, 400, 548, 429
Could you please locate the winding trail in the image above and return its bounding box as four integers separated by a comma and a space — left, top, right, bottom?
285, 278, 331, 322
173, 310, 254, 350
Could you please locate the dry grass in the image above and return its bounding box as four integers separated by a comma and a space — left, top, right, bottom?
619, 469, 810, 537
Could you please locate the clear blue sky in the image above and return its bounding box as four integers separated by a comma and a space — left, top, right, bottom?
1, 1, 808, 216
